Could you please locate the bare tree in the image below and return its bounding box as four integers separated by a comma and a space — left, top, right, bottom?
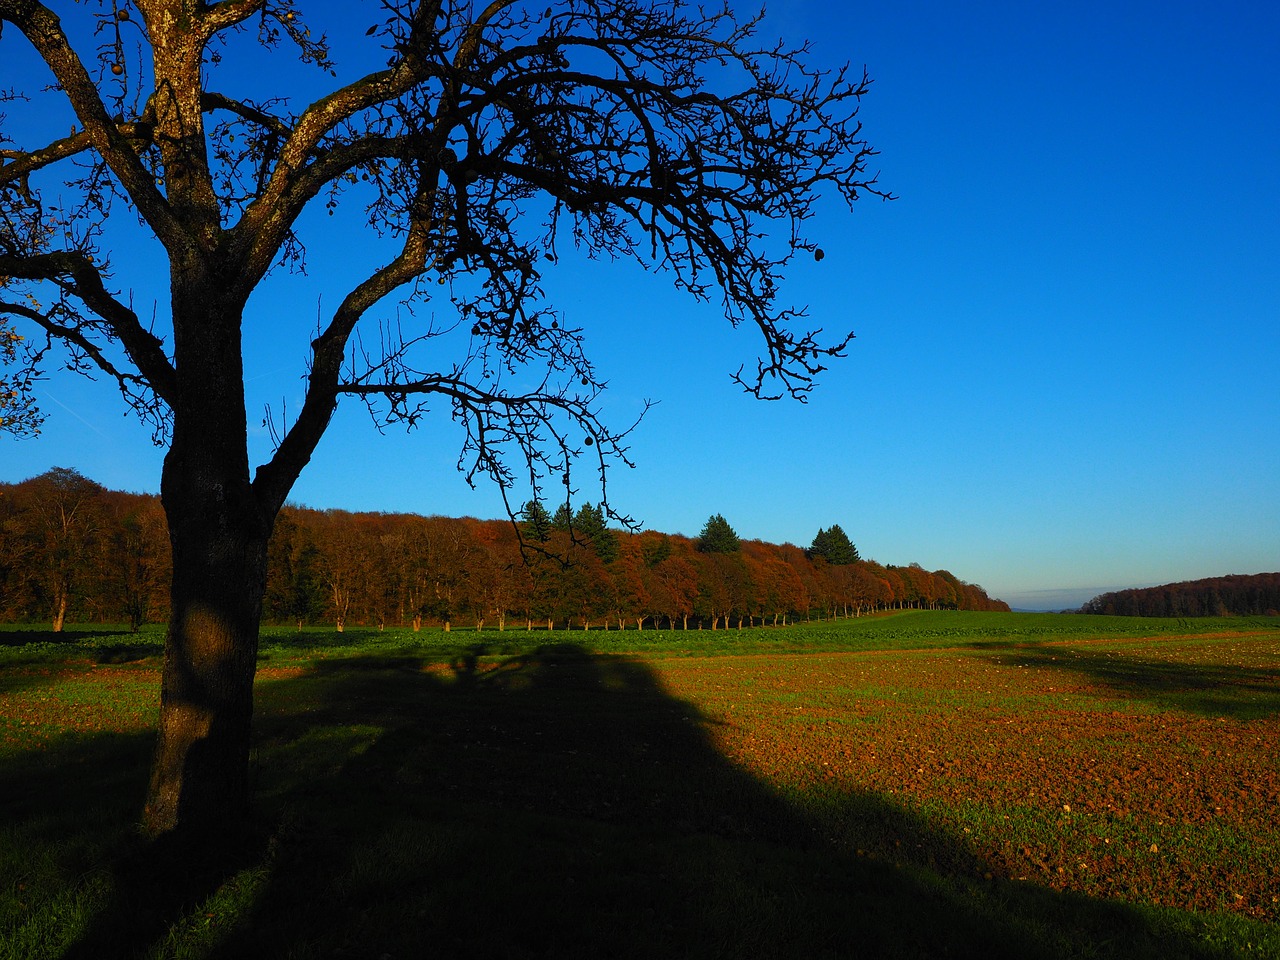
0, 0, 889, 837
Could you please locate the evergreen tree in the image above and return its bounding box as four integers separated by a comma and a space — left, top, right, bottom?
550, 503, 574, 532
810, 524, 859, 565
697, 514, 741, 553
641, 534, 673, 568
520, 501, 553, 543
572, 503, 619, 563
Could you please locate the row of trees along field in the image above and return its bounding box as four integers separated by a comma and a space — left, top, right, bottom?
1080, 573, 1280, 617
0, 469, 1008, 631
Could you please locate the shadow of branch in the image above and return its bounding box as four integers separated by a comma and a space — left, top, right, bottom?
977, 642, 1280, 719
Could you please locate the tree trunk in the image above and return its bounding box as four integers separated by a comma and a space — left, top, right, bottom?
143, 275, 278, 838
144, 443, 271, 836
52, 588, 69, 632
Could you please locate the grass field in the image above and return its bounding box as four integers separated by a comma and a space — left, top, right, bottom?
2, 611, 1278, 958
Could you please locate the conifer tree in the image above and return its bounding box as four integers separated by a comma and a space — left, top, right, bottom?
520, 501, 552, 543
550, 503, 573, 533
810, 524, 859, 565
697, 514, 741, 554
573, 502, 618, 563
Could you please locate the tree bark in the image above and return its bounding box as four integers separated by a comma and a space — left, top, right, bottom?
52, 587, 68, 632
143, 279, 274, 838
144, 434, 271, 836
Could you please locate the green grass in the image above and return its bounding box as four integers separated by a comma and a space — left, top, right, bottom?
2, 612, 1278, 958
5, 609, 1278, 665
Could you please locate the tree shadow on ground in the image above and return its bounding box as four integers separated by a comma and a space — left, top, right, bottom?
22, 644, 1250, 959
89, 644, 163, 664
226, 644, 1233, 958
0, 722, 276, 960
0, 628, 137, 647
977, 643, 1280, 720
0, 666, 66, 695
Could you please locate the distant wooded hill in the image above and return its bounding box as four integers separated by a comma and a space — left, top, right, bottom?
0, 468, 1008, 632
1080, 573, 1280, 617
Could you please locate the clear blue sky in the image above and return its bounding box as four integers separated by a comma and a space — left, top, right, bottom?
4, 1, 1278, 610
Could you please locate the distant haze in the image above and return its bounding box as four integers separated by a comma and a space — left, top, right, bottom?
1003, 586, 1154, 613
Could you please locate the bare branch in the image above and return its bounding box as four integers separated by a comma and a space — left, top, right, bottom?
0, 251, 176, 404
199, 0, 267, 37
0, 129, 95, 193
338, 369, 650, 522
5, 0, 888, 509
251, 174, 437, 513
0, 0, 186, 252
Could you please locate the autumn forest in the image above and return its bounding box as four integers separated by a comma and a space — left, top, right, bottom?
0, 468, 1008, 632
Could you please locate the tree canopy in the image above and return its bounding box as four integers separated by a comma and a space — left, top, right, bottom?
0, 0, 889, 838
809, 524, 859, 565
697, 513, 741, 553
519, 500, 552, 542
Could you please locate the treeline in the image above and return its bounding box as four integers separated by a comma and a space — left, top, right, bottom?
0, 468, 1008, 632
1080, 573, 1280, 617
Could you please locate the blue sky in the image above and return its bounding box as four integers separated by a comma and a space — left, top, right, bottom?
4, 1, 1278, 610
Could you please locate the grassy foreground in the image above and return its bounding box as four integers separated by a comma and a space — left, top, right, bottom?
2, 611, 1278, 958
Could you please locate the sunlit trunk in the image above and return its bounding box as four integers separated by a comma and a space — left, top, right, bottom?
145, 418, 270, 835
51, 588, 68, 632
143, 279, 273, 838
145, 517, 267, 835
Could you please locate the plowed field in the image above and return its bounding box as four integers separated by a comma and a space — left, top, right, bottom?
650, 633, 1280, 920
